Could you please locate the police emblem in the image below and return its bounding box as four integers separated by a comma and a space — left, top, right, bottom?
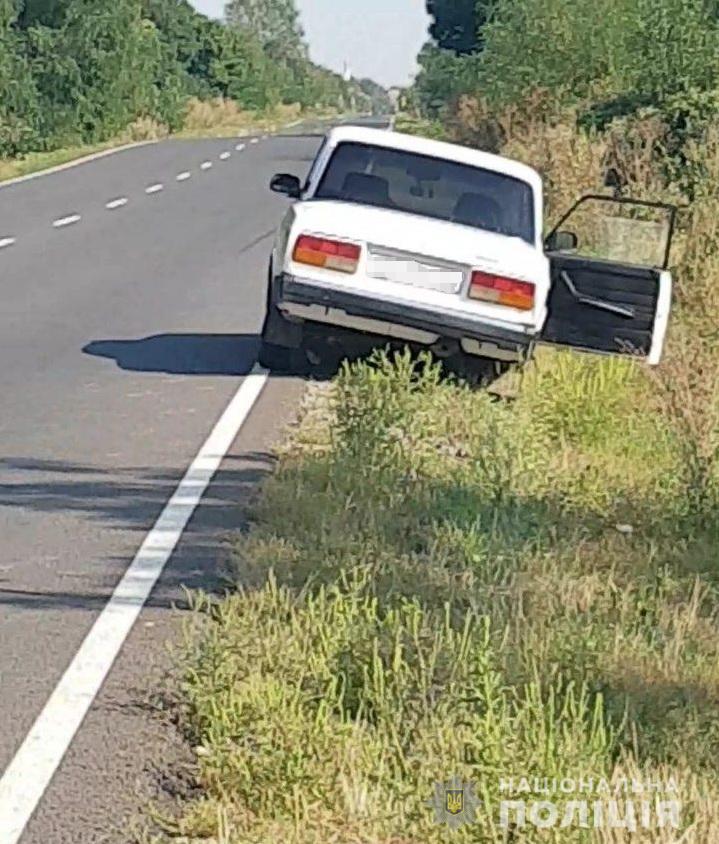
426, 775, 481, 829
446, 788, 464, 815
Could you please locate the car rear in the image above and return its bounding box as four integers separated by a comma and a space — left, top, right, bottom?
274, 131, 548, 363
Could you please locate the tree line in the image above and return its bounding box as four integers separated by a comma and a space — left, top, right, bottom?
416, 0, 719, 155
0, 0, 363, 158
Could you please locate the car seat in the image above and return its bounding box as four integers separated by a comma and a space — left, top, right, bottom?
452, 192, 504, 231
341, 172, 393, 207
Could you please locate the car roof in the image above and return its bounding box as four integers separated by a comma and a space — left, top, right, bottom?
325, 125, 542, 190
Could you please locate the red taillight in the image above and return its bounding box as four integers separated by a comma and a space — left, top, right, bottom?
293, 234, 360, 274
469, 270, 535, 311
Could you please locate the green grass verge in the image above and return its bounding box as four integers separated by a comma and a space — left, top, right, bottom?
393, 113, 449, 140
148, 348, 719, 843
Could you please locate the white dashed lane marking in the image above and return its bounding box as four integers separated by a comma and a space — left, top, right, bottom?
53, 214, 81, 229
8, 132, 269, 245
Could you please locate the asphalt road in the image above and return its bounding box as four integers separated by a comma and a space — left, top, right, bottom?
0, 116, 388, 843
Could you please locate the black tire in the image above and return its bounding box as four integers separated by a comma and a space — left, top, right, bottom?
445, 353, 513, 387
259, 263, 306, 373
258, 340, 294, 372
261, 266, 303, 345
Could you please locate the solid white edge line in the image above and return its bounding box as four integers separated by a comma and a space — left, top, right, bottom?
176, 171, 191, 182
0, 367, 269, 844
105, 198, 128, 210
0, 141, 156, 190
145, 183, 163, 195
0, 237, 16, 249
52, 214, 81, 228
200, 161, 212, 170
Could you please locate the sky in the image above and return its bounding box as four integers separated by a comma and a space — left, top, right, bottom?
189, 1, 430, 88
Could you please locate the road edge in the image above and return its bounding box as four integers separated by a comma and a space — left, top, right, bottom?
0, 368, 269, 844
0, 141, 158, 190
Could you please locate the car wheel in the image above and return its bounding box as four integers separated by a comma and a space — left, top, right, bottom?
258, 340, 294, 372
446, 354, 513, 387
262, 267, 303, 350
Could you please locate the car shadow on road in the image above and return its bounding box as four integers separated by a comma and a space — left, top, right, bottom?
83, 333, 342, 381
83, 333, 260, 376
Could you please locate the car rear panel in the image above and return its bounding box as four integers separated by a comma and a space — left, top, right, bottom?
283, 201, 549, 333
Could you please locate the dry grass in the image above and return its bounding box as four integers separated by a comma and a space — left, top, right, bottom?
179, 98, 317, 139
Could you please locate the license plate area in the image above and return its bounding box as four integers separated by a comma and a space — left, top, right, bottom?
366, 245, 466, 294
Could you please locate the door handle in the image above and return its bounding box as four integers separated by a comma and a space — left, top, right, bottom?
560, 271, 635, 319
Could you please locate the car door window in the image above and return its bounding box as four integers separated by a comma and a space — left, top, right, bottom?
549, 196, 673, 268
542, 195, 677, 364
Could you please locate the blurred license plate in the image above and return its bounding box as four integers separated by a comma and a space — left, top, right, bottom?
367, 251, 464, 294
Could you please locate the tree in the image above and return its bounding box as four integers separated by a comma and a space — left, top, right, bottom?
425, 0, 491, 53
0, 0, 349, 161
225, 0, 306, 60
356, 78, 392, 115
0, 1, 41, 155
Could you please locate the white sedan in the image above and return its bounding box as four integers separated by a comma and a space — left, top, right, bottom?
261, 125, 676, 382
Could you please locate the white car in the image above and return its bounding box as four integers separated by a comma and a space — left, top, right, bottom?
261, 125, 676, 381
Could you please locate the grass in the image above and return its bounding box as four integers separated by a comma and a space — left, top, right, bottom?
144, 347, 719, 843
0, 116, 170, 184
0, 138, 143, 184
176, 98, 304, 139
142, 106, 719, 843
392, 114, 448, 141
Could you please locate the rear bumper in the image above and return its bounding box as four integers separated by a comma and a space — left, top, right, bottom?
277, 273, 533, 350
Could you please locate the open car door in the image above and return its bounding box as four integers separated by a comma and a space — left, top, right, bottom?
541, 195, 677, 365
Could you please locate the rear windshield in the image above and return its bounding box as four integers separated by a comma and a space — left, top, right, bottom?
314, 142, 535, 244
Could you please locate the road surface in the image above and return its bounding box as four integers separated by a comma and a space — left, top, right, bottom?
0, 117, 387, 843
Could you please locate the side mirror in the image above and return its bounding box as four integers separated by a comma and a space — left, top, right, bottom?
546, 230, 579, 252
604, 167, 624, 197
604, 167, 621, 189
270, 173, 302, 199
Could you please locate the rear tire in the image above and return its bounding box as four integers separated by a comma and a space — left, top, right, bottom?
259, 264, 305, 372
446, 353, 513, 387
258, 340, 294, 372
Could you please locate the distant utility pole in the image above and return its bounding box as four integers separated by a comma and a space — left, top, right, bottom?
342, 61, 356, 113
